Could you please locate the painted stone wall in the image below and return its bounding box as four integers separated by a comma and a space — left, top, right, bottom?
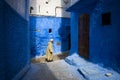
69, 0, 120, 72
5, 0, 28, 20
70, 0, 79, 6
0, 0, 5, 80
29, 0, 71, 58
30, 16, 70, 57
69, 13, 79, 55
4, 0, 30, 80
90, 0, 120, 72
29, 0, 70, 17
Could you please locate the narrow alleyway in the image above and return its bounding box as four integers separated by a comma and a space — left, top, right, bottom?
21, 60, 85, 80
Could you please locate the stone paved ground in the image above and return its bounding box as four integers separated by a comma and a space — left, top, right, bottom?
21, 53, 120, 80
31, 53, 69, 63
21, 60, 85, 80
65, 53, 120, 80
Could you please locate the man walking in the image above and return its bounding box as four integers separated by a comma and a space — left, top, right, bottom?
46, 39, 54, 62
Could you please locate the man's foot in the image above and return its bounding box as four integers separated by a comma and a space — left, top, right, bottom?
46, 58, 49, 62
49, 59, 53, 62
46, 58, 53, 62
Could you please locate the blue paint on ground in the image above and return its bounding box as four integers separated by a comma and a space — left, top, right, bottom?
65, 53, 120, 80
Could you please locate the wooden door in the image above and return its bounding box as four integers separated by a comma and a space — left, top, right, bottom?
78, 14, 90, 59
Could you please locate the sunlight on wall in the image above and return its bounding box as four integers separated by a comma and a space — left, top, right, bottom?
5, 0, 28, 20
29, 0, 71, 57
29, 0, 70, 17
70, 0, 79, 6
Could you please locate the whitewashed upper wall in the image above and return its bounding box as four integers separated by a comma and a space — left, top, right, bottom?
5, 0, 29, 20
30, 0, 70, 18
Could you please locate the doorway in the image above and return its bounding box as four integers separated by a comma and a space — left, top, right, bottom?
78, 14, 90, 59
68, 33, 71, 50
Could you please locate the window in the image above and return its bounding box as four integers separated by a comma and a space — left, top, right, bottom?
49, 28, 52, 33
46, 2, 48, 4
102, 12, 111, 25
30, 6, 34, 14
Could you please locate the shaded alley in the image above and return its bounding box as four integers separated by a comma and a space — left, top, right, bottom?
0, 0, 120, 80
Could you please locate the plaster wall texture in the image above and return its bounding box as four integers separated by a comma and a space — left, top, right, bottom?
70, 0, 79, 6
30, 16, 70, 57
69, 0, 120, 72
90, 0, 120, 72
5, 0, 29, 20
30, 0, 70, 17
4, 0, 30, 79
0, 1, 5, 80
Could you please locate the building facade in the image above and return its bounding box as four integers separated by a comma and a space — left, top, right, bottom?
29, 0, 71, 57
0, 0, 30, 80
67, 0, 120, 73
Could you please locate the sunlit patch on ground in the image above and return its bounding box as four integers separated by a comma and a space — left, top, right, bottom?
31, 53, 69, 63
21, 60, 85, 80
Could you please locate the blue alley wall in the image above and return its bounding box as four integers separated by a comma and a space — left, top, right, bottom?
90, 0, 120, 72
70, 13, 79, 55
4, 1, 30, 80
0, 0, 5, 80
69, 0, 120, 73
30, 16, 70, 57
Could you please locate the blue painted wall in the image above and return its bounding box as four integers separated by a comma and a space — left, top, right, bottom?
0, 0, 5, 80
70, 13, 79, 55
4, 1, 30, 80
90, 0, 120, 72
69, 0, 120, 73
30, 16, 70, 57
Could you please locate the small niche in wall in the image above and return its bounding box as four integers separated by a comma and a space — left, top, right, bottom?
46, 11, 48, 13
102, 12, 111, 26
46, 2, 48, 4
30, 6, 34, 14
49, 28, 52, 33
56, 42, 61, 46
